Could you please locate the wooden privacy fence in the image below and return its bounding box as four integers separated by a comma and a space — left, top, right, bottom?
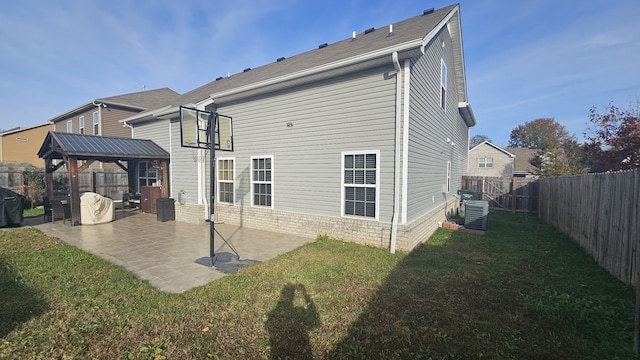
461, 176, 539, 213
0, 169, 25, 193
538, 169, 640, 286
55, 169, 129, 196
0, 165, 129, 198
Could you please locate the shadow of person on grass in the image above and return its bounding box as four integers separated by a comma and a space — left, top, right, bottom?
266, 283, 320, 360
0, 258, 48, 338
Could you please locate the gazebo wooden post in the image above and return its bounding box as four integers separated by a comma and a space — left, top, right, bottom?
160, 160, 169, 197
44, 157, 54, 200
127, 160, 138, 196
67, 157, 81, 226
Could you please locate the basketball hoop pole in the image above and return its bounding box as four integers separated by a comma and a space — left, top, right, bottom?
209, 114, 216, 265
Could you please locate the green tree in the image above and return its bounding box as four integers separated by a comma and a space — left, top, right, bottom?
21, 169, 45, 208
508, 118, 574, 151
470, 134, 492, 148
509, 118, 585, 177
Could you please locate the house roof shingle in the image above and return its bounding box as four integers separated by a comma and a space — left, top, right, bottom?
505, 147, 539, 173
123, 4, 471, 124
48, 87, 180, 123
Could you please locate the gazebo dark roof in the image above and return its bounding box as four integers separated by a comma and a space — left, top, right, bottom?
38, 131, 169, 161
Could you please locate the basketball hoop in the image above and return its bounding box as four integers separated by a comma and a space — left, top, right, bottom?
179, 106, 235, 268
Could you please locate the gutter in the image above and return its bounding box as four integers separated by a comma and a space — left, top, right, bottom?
458, 101, 476, 127
390, 51, 402, 254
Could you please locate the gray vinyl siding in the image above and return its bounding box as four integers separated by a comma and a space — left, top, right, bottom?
216, 65, 397, 222
170, 119, 203, 204
134, 119, 170, 149
406, 26, 470, 223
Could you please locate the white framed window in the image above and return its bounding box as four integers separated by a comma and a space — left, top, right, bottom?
66, 120, 72, 133
93, 111, 99, 135
137, 161, 158, 192
478, 157, 493, 168
342, 151, 379, 219
446, 160, 452, 193
217, 158, 235, 204
251, 156, 273, 208
79, 116, 85, 134
440, 59, 447, 110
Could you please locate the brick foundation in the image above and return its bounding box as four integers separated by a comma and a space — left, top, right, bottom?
172, 198, 459, 251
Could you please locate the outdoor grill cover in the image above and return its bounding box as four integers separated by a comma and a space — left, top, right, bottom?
0, 187, 24, 227
80, 192, 115, 225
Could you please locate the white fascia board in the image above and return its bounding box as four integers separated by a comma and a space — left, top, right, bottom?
210, 40, 423, 102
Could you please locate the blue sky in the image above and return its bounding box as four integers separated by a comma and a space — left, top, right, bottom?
1, 0, 638, 146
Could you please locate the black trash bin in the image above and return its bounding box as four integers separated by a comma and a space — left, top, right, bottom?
156, 198, 175, 222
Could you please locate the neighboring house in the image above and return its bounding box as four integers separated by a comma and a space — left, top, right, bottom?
47, 88, 179, 169
468, 141, 538, 178
0, 123, 53, 166
122, 4, 476, 251
505, 147, 539, 178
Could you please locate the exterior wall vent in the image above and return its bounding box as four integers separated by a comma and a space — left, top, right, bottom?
423, 8, 435, 15
318, 43, 328, 49
464, 200, 489, 230
364, 27, 375, 34
277, 57, 286, 62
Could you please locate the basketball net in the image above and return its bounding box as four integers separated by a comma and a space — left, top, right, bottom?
190, 148, 208, 163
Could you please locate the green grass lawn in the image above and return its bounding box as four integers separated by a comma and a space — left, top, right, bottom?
22, 206, 44, 219
0, 212, 635, 359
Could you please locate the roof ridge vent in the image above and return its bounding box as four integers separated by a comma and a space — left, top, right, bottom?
277, 57, 286, 62
364, 27, 375, 34
243, 68, 251, 72
318, 43, 328, 49
423, 8, 434, 15
215, 76, 224, 81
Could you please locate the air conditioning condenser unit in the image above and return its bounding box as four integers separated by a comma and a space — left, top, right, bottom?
464, 200, 489, 230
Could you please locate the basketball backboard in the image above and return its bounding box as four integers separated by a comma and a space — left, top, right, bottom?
216, 114, 233, 151
180, 106, 210, 149
180, 106, 233, 151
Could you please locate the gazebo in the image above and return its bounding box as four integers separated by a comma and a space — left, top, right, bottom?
38, 131, 170, 226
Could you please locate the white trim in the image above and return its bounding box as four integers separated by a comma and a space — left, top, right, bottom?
210, 40, 424, 102
420, 5, 459, 54
250, 155, 274, 209
469, 141, 515, 158
401, 60, 411, 225
217, 157, 236, 204
446, 160, 452, 193
168, 120, 172, 198
66, 120, 72, 133
92, 111, 99, 135
341, 150, 380, 221
440, 58, 447, 110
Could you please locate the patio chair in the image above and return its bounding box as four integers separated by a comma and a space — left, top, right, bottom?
110, 190, 124, 210
50, 199, 71, 225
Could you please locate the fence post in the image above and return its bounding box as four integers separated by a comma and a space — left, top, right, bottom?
511, 178, 517, 213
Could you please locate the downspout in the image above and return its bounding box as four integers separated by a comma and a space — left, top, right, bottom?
390, 51, 402, 254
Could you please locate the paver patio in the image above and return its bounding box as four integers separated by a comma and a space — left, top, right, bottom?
28, 211, 314, 293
